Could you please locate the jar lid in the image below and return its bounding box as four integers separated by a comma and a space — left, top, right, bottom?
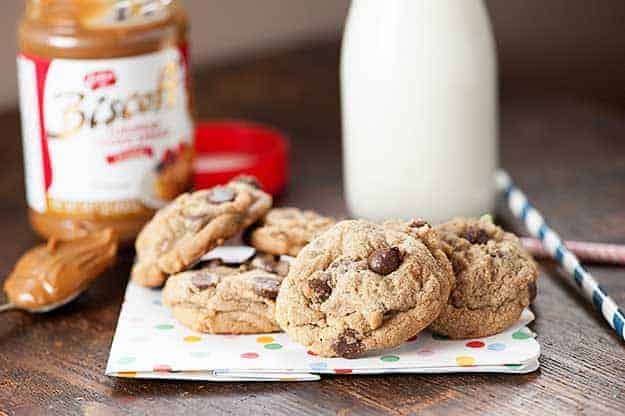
194, 120, 289, 195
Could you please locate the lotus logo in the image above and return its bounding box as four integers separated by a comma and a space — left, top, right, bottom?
84, 70, 117, 90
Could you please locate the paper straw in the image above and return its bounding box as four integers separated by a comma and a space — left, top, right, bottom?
521, 238, 625, 266
496, 170, 625, 341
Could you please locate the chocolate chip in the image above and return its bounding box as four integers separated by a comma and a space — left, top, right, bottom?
368, 247, 403, 275
528, 282, 537, 303
410, 218, 429, 228
158, 239, 172, 253
308, 277, 332, 302
251, 275, 282, 299
250, 254, 289, 276
462, 226, 491, 245
185, 214, 209, 232
208, 187, 236, 204
234, 175, 262, 190
332, 329, 364, 359
191, 271, 220, 290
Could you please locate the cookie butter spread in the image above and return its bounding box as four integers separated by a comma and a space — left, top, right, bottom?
4, 228, 118, 311
18, 0, 193, 244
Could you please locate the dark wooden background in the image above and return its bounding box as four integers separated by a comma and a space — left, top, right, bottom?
1, 42, 624, 415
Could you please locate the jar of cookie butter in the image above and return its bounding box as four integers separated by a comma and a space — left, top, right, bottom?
17, 0, 194, 244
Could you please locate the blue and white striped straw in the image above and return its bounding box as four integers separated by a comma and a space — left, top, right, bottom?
496, 170, 625, 342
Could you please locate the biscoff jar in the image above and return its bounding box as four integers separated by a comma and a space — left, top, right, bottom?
18, 0, 194, 244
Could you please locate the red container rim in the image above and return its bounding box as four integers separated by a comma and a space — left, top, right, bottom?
194, 120, 289, 195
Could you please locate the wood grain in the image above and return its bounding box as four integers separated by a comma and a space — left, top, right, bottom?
1, 42, 624, 416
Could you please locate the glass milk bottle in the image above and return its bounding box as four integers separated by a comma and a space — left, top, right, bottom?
341, 0, 498, 224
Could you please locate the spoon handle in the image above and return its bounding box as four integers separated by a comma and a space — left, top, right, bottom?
0, 303, 16, 312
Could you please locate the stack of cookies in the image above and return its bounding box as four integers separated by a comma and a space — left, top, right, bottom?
131, 176, 538, 359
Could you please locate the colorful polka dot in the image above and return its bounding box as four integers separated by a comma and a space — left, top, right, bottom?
417, 348, 435, 357
512, 330, 532, 340
184, 335, 201, 343
256, 336, 274, 344
190, 351, 210, 358
264, 343, 283, 350
309, 362, 328, 371
487, 343, 506, 351
155, 324, 174, 330
240, 352, 259, 359
153, 364, 172, 372
466, 341, 485, 348
432, 332, 449, 340
334, 369, 353, 374
455, 355, 475, 367
380, 355, 400, 362
117, 356, 136, 365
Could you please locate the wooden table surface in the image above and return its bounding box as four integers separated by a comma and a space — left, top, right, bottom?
1, 43, 624, 416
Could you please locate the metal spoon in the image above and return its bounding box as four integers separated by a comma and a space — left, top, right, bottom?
0, 290, 84, 314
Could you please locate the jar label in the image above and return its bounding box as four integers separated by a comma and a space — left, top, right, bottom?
17, 47, 193, 218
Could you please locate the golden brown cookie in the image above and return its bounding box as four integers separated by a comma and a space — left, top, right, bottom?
131, 176, 272, 287
162, 267, 283, 334
248, 208, 335, 256
275, 220, 453, 358
430, 216, 539, 339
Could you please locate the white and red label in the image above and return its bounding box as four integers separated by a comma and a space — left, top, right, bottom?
17, 47, 193, 217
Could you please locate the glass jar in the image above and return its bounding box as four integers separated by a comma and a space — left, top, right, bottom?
342, 0, 498, 224
18, 0, 194, 244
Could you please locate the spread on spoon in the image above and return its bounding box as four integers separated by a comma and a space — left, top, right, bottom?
4, 228, 118, 311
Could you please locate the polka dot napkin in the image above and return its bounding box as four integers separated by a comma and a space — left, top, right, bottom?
106, 282, 540, 382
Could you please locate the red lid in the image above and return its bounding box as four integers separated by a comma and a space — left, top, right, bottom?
194, 120, 289, 195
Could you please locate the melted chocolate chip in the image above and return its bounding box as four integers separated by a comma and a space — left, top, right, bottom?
208, 187, 236, 204
410, 218, 429, 228
368, 247, 403, 275
191, 271, 220, 290
308, 277, 332, 302
234, 175, 262, 190
462, 226, 491, 245
332, 329, 364, 359
528, 282, 537, 303
251, 275, 282, 299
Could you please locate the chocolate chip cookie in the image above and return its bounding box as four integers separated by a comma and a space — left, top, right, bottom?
162, 267, 283, 334
430, 216, 539, 339
248, 208, 335, 256
132, 176, 272, 287
275, 220, 454, 358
